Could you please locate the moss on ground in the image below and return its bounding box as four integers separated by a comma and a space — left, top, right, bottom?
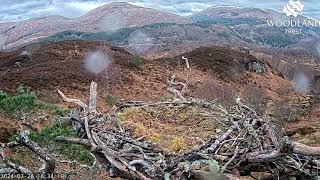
0, 86, 69, 117
10, 123, 94, 166
117, 105, 226, 153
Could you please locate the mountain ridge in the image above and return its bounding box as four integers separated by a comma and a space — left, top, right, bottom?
0, 2, 190, 50
0, 2, 319, 55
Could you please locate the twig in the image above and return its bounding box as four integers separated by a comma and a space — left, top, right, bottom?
221, 145, 239, 173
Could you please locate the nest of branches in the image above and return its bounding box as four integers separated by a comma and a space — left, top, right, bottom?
1, 57, 320, 179
55, 82, 320, 179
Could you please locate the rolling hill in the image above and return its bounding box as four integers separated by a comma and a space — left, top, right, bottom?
0, 3, 319, 58
0, 40, 292, 103
0, 2, 190, 50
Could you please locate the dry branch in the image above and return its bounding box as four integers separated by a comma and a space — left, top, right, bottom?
0, 132, 55, 179
17, 132, 55, 176
57, 82, 320, 179
54, 61, 320, 180
166, 56, 192, 102
57, 90, 87, 110
55, 136, 92, 147
293, 142, 320, 156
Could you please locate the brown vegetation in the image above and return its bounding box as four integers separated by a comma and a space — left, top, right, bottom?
1, 40, 315, 179
195, 79, 235, 106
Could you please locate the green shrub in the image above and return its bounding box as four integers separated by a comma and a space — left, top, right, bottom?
29, 124, 94, 165
38, 103, 69, 116
105, 95, 117, 107
0, 86, 69, 116
51, 107, 69, 116
132, 56, 144, 67
29, 123, 76, 145
10, 123, 93, 165
0, 86, 37, 115
56, 144, 94, 165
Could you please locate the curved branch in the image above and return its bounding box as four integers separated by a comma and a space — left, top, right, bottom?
57, 90, 88, 110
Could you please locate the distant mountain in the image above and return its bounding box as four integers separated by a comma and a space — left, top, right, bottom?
1, 3, 320, 56
0, 16, 76, 50
190, 6, 285, 22
76, 2, 191, 32
190, 6, 320, 47
0, 2, 190, 50
42, 6, 320, 58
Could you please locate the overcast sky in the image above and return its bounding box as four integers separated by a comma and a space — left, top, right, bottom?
0, 0, 319, 23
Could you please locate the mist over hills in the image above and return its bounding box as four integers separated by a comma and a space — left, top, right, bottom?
0, 2, 319, 57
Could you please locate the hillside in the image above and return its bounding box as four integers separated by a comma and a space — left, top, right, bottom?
0, 2, 190, 50
0, 40, 292, 103
76, 2, 191, 32
0, 16, 76, 50
0, 40, 298, 138
190, 6, 319, 47
41, 7, 320, 59
0, 3, 319, 58
1, 40, 319, 179
43, 23, 244, 58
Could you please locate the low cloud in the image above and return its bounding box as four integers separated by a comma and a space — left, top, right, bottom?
128, 30, 154, 55
293, 72, 312, 95
83, 51, 111, 74
98, 12, 127, 32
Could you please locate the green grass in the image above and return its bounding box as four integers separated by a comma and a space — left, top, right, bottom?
9, 124, 94, 166
29, 123, 76, 144
105, 95, 117, 107
0, 86, 38, 115
38, 103, 70, 116
3, 87, 92, 165
132, 56, 144, 67
8, 107, 92, 165
0, 86, 69, 116
28, 123, 94, 165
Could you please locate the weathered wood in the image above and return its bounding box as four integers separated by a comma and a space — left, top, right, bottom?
221, 145, 239, 173
293, 142, 320, 156
209, 126, 235, 152
89, 81, 97, 113
0, 150, 34, 179
0, 141, 20, 148
166, 56, 193, 102
85, 81, 98, 150
55, 136, 92, 148
17, 132, 55, 176
57, 90, 88, 110
246, 149, 282, 163
55, 81, 320, 179
181, 56, 192, 95
92, 132, 152, 180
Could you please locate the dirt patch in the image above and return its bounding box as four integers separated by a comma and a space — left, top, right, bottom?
0, 41, 293, 107
0, 41, 136, 93
156, 46, 270, 82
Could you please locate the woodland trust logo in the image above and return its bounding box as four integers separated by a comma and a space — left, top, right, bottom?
267, 0, 320, 35
282, 0, 304, 17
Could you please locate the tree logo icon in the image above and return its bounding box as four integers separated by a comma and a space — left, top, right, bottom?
282, 0, 304, 17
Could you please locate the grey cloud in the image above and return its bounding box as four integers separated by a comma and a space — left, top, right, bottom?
0, 0, 319, 22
